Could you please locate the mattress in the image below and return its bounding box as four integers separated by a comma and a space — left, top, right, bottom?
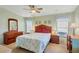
16, 33, 51, 53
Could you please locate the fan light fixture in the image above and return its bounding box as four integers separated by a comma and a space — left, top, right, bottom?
32, 10, 36, 13
24, 5, 43, 13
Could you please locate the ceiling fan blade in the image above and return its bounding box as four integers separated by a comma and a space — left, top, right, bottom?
36, 10, 40, 13
38, 8, 43, 10
29, 5, 35, 9
24, 5, 42, 13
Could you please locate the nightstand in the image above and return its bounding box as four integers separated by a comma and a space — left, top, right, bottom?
50, 35, 59, 44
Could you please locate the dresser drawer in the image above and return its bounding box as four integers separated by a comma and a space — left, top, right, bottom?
8, 35, 16, 39
4, 38, 15, 44
50, 35, 59, 44
17, 32, 23, 36
4, 31, 23, 45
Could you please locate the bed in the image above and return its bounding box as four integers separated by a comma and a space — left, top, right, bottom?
16, 24, 52, 53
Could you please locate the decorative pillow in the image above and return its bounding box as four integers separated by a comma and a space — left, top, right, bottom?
57, 32, 67, 37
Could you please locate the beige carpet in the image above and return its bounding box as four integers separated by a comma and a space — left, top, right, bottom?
1, 43, 68, 53
0, 45, 11, 53
45, 43, 68, 53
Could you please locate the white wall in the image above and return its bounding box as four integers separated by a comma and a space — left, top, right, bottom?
0, 8, 25, 44
74, 6, 79, 35
24, 13, 74, 34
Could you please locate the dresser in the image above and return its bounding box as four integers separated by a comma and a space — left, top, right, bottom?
50, 35, 59, 44
67, 35, 79, 53
4, 31, 23, 45
67, 35, 72, 52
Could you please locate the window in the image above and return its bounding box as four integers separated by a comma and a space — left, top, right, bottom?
25, 20, 32, 33
57, 16, 69, 36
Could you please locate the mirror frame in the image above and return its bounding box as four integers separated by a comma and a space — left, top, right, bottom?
8, 18, 18, 31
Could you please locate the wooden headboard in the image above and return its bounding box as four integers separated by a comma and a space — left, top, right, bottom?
35, 24, 52, 33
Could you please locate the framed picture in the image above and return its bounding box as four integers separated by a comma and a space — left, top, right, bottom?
44, 21, 47, 24
35, 21, 41, 24
48, 20, 51, 24
38, 21, 41, 24
35, 21, 38, 24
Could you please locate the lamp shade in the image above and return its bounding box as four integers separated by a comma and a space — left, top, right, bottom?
70, 23, 79, 35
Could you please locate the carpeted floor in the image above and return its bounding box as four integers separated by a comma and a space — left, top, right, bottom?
2, 43, 68, 53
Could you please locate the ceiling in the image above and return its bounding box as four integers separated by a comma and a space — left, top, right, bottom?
0, 5, 78, 17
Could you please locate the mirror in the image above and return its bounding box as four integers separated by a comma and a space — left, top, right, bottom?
8, 18, 18, 31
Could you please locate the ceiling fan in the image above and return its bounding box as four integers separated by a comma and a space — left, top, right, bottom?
24, 5, 43, 13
